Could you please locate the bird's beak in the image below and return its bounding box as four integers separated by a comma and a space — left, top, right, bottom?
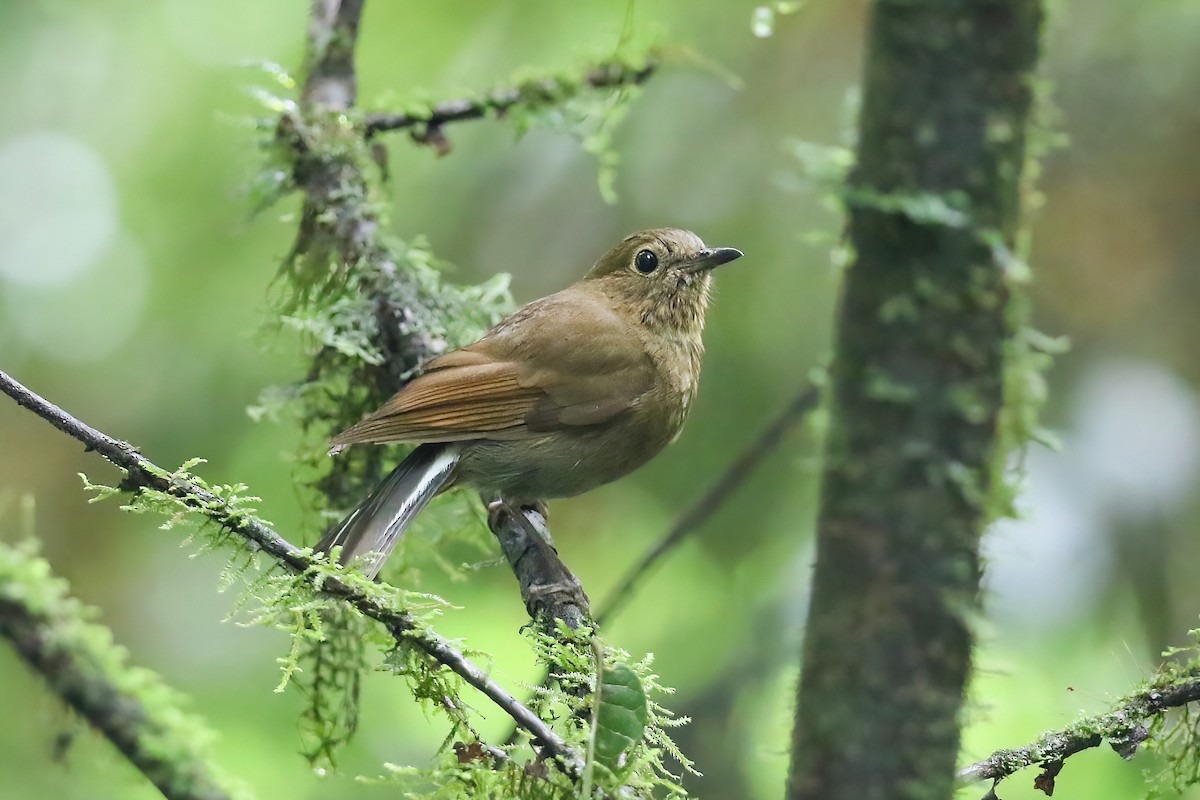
681, 247, 744, 273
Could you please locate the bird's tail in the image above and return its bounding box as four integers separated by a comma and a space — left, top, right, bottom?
315, 443, 461, 580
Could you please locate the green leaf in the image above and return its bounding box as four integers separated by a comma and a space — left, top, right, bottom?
594, 661, 648, 775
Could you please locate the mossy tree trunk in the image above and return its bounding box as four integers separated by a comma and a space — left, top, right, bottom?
788, 3, 1044, 800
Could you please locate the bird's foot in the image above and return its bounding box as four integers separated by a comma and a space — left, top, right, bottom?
486, 498, 549, 529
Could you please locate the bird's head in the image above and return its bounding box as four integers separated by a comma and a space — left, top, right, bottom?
584, 228, 743, 332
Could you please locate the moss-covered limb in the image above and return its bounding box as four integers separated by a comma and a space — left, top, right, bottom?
482, 505, 595, 769
363, 57, 658, 140
0, 540, 247, 800
0, 369, 584, 777
788, 4, 1045, 800
277, 2, 662, 782
958, 664, 1200, 790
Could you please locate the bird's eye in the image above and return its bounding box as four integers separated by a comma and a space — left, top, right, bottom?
634, 249, 659, 274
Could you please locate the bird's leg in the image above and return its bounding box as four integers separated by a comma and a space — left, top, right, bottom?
486, 497, 550, 545
483, 494, 590, 628
484, 495, 511, 531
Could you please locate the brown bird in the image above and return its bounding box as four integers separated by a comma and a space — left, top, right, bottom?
316, 228, 742, 578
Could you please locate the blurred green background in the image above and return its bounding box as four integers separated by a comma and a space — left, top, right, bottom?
2, 1, 1200, 798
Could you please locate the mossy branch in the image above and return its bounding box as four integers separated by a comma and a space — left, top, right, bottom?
0, 368, 585, 778
0, 538, 247, 800
958, 663, 1200, 795
302, 0, 363, 111
363, 57, 657, 142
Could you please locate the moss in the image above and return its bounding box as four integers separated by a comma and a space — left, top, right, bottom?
0, 536, 250, 800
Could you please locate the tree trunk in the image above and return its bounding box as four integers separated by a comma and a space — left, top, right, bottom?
788, 3, 1044, 799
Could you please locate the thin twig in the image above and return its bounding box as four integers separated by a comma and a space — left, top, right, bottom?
958, 668, 1200, 792
596, 385, 820, 626
0, 369, 583, 777
363, 60, 657, 139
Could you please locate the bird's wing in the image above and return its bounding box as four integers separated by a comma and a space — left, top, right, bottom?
330, 288, 657, 446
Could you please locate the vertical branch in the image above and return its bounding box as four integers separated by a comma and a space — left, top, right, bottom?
788, 3, 1044, 800
287, 0, 436, 395
302, 0, 364, 111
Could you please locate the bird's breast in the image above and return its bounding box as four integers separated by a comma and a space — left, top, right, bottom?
645, 326, 705, 434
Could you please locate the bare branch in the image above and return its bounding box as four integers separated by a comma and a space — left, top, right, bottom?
486, 499, 591, 631
302, 0, 364, 111
958, 668, 1200, 790
363, 60, 657, 141
596, 385, 819, 626
0, 368, 584, 777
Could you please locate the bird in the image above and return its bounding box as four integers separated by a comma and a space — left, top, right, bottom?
315, 228, 743, 578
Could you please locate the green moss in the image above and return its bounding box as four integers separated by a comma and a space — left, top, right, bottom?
0, 535, 251, 800
879, 293, 919, 324
863, 365, 919, 404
